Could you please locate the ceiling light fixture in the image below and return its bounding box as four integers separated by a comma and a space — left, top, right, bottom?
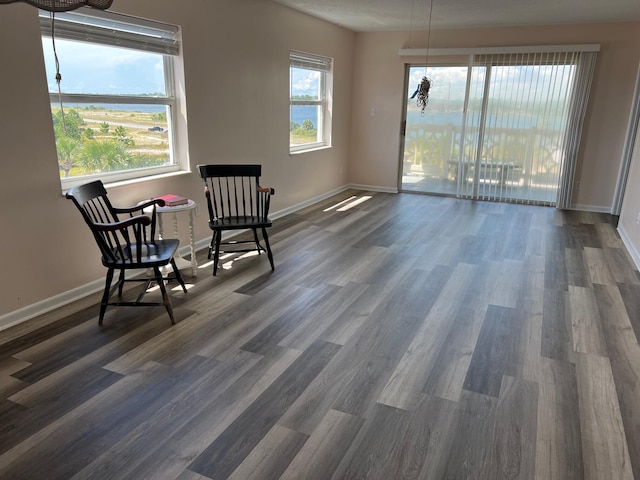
0, 0, 113, 11
0, 0, 114, 132
410, 0, 435, 115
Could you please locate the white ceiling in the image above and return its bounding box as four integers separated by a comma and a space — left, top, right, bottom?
271, 0, 640, 32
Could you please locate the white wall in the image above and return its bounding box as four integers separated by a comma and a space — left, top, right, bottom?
2, 1, 640, 327
348, 24, 640, 211
0, 0, 355, 325
619, 105, 640, 269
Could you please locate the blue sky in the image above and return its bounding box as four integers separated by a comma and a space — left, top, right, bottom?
290, 67, 320, 98
408, 64, 573, 104
45, 39, 323, 99
41, 38, 166, 96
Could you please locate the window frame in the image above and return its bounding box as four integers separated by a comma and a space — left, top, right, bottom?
289, 50, 333, 154
39, 8, 183, 189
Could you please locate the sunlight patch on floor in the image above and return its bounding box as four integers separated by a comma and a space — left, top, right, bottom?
324, 196, 357, 212
337, 195, 372, 211
222, 250, 260, 270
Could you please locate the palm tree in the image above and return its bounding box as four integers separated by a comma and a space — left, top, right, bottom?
78, 140, 133, 174
56, 136, 81, 177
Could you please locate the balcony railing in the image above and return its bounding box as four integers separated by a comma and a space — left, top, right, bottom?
403, 123, 564, 203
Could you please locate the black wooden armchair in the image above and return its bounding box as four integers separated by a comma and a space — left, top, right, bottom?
66, 180, 187, 325
198, 164, 275, 276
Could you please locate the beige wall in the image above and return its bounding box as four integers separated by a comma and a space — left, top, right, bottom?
619, 118, 640, 268
2, 0, 640, 326
349, 24, 640, 209
0, 0, 355, 324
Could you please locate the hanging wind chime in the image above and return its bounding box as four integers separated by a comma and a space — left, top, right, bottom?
410, 0, 435, 115
0, 0, 113, 11
0, 0, 114, 130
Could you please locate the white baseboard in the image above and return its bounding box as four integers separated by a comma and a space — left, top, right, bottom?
348, 183, 399, 194
1, 183, 399, 331
618, 225, 640, 271
268, 184, 398, 221
5, 184, 621, 332
0, 279, 105, 331
570, 203, 612, 213
269, 185, 351, 220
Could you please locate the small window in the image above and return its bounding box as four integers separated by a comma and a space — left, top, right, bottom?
290, 50, 333, 153
39, 8, 182, 188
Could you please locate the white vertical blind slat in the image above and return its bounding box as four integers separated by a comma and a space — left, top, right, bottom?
39, 8, 180, 55
556, 51, 598, 208
454, 49, 596, 206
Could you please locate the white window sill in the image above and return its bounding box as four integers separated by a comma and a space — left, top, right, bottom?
61, 169, 191, 195
289, 145, 332, 155
104, 169, 192, 189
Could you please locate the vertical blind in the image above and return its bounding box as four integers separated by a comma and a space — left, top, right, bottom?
556, 51, 598, 208
39, 7, 180, 55
455, 49, 598, 206
290, 50, 332, 72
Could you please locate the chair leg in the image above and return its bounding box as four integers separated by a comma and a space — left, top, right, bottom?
262, 227, 275, 271
208, 231, 217, 260
153, 266, 175, 325
99, 267, 115, 326
252, 228, 262, 255
170, 257, 188, 293
213, 229, 222, 276
117, 269, 126, 297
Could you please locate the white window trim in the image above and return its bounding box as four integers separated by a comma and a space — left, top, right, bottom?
39, 8, 180, 55
290, 50, 333, 154
40, 8, 185, 189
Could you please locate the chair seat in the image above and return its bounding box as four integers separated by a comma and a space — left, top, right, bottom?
198, 164, 275, 276
209, 216, 273, 230
103, 238, 180, 268
66, 180, 187, 325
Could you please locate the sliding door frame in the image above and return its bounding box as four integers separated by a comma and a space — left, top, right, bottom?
398, 44, 599, 206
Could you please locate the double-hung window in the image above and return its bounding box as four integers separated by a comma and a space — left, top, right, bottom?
289, 50, 333, 153
39, 8, 182, 188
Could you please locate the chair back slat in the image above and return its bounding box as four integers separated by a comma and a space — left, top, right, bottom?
65, 180, 151, 265
197, 163, 275, 276
198, 164, 267, 222
65, 179, 186, 324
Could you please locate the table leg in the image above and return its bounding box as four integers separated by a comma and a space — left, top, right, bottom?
173, 212, 179, 239
189, 209, 197, 276
157, 213, 164, 240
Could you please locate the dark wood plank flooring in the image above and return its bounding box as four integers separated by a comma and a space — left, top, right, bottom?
1, 191, 639, 479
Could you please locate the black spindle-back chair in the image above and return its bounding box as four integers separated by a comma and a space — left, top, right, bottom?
198, 164, 275, 276
66, 180, 187, 325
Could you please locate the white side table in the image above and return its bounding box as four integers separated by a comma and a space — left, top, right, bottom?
144, 199, 198, 276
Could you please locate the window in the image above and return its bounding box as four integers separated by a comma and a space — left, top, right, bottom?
39, 8, 182, 188
399, 46, 598, 207
289, 50, 333, 153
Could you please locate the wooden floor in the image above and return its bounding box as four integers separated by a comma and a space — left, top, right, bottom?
1, 191, 640, 479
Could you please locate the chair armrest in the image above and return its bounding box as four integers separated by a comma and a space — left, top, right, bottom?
257, 186, 274, 219
112, 198, 166, 215
93, 215, 152, 232
258, 186, 275, 195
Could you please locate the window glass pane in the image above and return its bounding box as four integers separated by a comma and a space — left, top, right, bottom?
42, 38, 167, 96
52, 103, 171, 179
290, 105, 320, 145
289, 51, 332, 151
402, 66, 471, 194
290, 67, 321, 101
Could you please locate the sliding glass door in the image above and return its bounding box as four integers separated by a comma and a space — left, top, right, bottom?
400, 51, 594, 206
401, 66, 475, 195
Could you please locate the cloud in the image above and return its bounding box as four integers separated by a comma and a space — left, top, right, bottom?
41, 38, 165, 95
290, 69, 320, 96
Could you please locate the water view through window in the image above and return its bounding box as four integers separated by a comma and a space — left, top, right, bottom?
402, 59, 576, 205
42, 35, 175, 183
289, 52, 332, 151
